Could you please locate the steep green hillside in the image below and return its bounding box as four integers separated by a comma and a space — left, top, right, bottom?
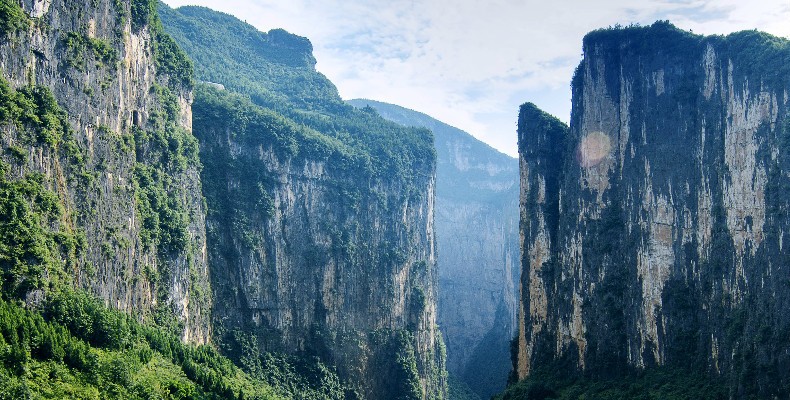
0, 75, 282, 399
0, 0, 350, 398
158, 4, 336, 110
160, 4, 446, 399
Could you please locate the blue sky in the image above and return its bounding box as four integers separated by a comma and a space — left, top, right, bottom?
161, 0, 790, 157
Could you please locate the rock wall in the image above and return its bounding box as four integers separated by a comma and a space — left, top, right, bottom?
0, 0, 210, 343
158, 6, 448, 397
195, 88, 445, 399
516, 22, 790, 397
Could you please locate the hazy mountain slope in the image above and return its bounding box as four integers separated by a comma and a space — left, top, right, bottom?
348, 99, 519, 399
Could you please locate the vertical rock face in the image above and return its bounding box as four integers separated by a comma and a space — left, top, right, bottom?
196, 89, 444, 400
516, 103, 568, 378
346, 99, 520, 399
517, 22, 790, 396
161, 6, 447, 399
0, 0, 210, 343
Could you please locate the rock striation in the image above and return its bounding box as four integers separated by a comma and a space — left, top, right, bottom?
516, 22, 790, 397
0, 0, 210, 343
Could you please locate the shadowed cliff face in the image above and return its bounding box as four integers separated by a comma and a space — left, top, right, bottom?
346, 98, 519, 399
161, 6, 447, 398
194, 88, 445, 400
0, 0, 210, 343
517, 22, 790, 397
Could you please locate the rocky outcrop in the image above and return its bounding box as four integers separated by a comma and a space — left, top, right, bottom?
0, 0, 210, 343
516, 22, 790, 397
347, 99, 519, 399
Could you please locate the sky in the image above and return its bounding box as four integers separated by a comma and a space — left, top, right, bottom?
161, 0, 790, 157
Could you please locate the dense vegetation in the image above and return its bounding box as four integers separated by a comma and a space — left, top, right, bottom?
0, 290, 286, 399
127, 0, 195, 88
0, 0, 27, 38
578, 20, 790, 92
159, 3, 435, 196
495, 365, 727, 400
0, 68, 345, 397
157, 4, 332, 108
447, 376, 482, 400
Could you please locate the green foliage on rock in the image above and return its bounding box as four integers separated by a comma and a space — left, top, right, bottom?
132, 163, 189, 252
216, 329, 351, 399
131, 0, 156, 33
0, 0, 27, 38
62, 32, 118, 71
0, 77, 274, 395
713, 29, 790, 88
0, 81, 86, 300
447, 375, 481, 400
160, 3, 435, 194
194, 84, 363, 170
495, 365, 727, 400
130, 84, 199, 256
0, 80, 74, 148
0, 167, 73, 299
157, 3, 326, 106
578, 20, 790, 93
366, 329, 423, 400
130, 0, 194, 89
0, 289, 284, 399
152, 22, 195, 90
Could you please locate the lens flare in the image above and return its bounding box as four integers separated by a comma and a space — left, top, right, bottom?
577, 131, 611, 168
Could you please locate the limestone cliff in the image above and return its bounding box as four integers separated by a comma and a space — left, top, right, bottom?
347, 99, 519, 399
516, 22, 790, 397
161, 5, 447, 399
0, 0, 210, 343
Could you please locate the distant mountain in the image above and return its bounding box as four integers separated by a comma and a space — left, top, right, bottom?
348, 100, 517, 203
348, 99, 519, 399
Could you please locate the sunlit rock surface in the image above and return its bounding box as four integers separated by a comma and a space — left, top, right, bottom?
0, 0, 210, 343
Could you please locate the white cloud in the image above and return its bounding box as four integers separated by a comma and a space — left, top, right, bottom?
162, 0, 790, 157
